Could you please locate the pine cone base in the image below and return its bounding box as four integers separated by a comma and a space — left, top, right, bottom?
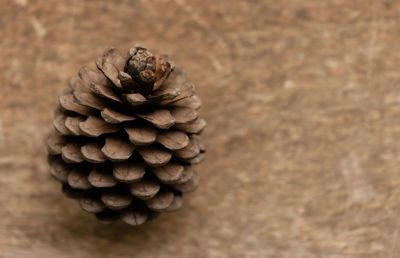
47, 45, 205, 226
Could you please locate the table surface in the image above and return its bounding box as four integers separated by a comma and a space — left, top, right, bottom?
1, 0, 400, 257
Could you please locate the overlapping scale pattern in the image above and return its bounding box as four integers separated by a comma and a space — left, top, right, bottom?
47, 45, 205, 226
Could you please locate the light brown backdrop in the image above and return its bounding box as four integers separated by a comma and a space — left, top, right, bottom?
1, 0, 400, 257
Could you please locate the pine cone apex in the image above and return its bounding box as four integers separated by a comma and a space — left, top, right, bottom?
47, 44, 205, 226
125, 45, 174, 95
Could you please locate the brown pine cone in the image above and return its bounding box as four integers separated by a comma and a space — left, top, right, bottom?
46, 45, 205, 226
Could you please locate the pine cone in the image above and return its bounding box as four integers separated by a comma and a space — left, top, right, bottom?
46, 45, 205, 226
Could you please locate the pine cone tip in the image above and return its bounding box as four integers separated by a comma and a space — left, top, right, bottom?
126, 46, 174, 95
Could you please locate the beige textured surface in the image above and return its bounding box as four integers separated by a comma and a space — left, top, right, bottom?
1, 0, 400, 257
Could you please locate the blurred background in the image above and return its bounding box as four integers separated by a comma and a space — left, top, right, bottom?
1, 0, 400, 257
